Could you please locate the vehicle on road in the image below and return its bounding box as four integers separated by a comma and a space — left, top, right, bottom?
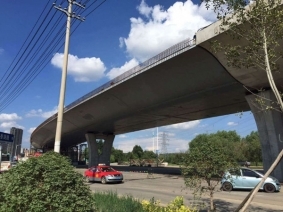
84, 165, 123, 184
221, 167, 281, 193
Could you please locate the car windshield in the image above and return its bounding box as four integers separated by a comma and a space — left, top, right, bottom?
252, 170, 263, 177
228, 168, 241, 176
242, 169, 260, 177
101, 167, 115, 172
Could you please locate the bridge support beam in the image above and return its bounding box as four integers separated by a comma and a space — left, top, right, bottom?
246, 90, 283, 182
85, 133, 115, 167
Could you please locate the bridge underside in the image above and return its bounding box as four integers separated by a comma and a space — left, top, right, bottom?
31, 46, 249, 149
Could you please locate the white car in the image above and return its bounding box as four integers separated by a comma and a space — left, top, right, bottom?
221, 168, 281, 193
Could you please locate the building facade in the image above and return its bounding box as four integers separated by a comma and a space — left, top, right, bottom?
10, 127, 23, 160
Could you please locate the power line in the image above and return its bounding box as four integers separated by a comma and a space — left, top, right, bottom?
0, 0, 107, 112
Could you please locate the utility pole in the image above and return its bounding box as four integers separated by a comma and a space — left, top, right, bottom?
159, 131, 169, 156
53, 1, 85, 153
156, 127, 159, 155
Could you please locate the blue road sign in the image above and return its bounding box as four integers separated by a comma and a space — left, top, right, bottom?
0, 132, 14, 143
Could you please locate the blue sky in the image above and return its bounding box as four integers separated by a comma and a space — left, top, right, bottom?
0, 0, 257, 153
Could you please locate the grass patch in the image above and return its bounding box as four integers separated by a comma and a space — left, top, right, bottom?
93, 191, 144, 212
93, 191, 198, 212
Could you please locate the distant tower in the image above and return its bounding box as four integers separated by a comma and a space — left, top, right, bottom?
159, 131, 169, 155
10, 127, 23, 159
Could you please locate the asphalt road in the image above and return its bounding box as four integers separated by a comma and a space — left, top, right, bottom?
77, 167, 283, 212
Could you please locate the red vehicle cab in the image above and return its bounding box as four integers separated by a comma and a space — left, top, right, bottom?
84, 165, 123, 184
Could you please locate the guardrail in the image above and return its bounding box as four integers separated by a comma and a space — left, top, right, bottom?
35, 37, 195, 131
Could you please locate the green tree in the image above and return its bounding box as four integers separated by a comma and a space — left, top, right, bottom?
190, 130, 242, 161
112, 148, 125, 163
142, 150, 156, 159
182, 133, 239, 211
97, 139, 104, 155
204, 0, 283, 209
244, 131, 262, 166
0, 151, 94, 212
126, 152, 136, 160
232, 140, 248, 162
132, 145, 144, 159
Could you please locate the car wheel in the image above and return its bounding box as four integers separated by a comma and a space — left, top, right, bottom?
222, 182, 233, 191
264, 183, 275, 193
101, 177, 107, 184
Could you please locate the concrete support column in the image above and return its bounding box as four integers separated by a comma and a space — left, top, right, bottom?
100, 135, 114, 165
85, 133, 115, 167
85, 133, 99, 167
246, 90, 283, 182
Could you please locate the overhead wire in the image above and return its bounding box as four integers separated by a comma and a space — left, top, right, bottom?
0, 0, 107, 112
0, 4, 57, 101
0, 0, 52, 93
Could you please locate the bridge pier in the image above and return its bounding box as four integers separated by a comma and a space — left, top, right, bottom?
85, 133, 115, 167
246, 90, 283, 182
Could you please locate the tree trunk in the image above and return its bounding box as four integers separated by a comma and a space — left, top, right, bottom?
237, 30, 283, 212
210, 190, 215, 211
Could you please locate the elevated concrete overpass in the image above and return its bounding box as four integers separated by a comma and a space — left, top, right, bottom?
31, 7, 283, 181
31, 42, 250, 149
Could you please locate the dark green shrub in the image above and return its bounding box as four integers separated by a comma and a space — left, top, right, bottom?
0, 151, 94, 212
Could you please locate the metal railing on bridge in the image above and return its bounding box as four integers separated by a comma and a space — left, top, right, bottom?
36, 37, 195, 129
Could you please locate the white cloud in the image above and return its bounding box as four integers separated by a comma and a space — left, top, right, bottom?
26, 107, 58, 119
0, 48, 4, 55
0, 121, 24, 130
114, 136, 188, 153
120, 0, 217, 62
227, 122, 238, 126
106, 58, 139, 79
28, 127, 36, 134
118, 134, 127, 138
0, 113, 24, 131
51, 53, 106, 82
166, 120, 201, 130
137, 0, 152, 18
0, 113, 22, 122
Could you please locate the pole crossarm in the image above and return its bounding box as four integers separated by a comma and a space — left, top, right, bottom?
54, 1, 85, 21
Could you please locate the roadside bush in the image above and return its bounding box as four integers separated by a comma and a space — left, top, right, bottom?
0, 151, 94, 212
141, 196, 198, 212
93, 191, 144, 212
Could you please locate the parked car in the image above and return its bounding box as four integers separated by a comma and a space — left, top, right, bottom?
221, 167, 281, 193
84, 165, 123, 184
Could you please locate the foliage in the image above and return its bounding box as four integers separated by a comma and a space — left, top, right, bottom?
210, 0, 283, 110
242, 131, 262, 165
189, 131, 241, 162
182, 132, 239, 211
141, 196, 198, 212
97, 139, 104, 155
132, 145, 144, 158
189, 130, 240, 148
93, 192, 197, 212
125, 151, 137, 160
0, 151, 94, 212
163, 152, 187, 165
93, 191, 144, 212
142, 150, 157, 159
111, 148, 125, 163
